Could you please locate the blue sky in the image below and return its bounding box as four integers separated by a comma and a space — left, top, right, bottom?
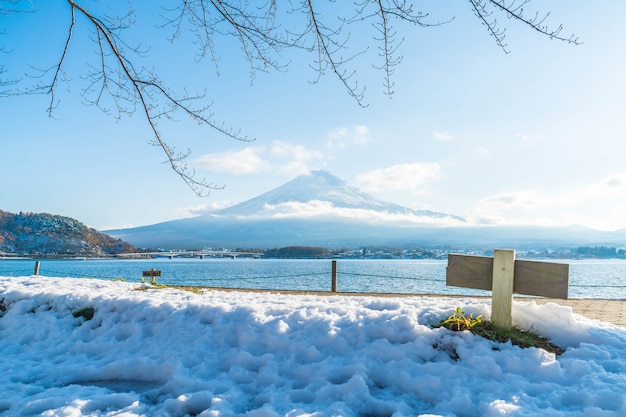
2, 1, 626, 232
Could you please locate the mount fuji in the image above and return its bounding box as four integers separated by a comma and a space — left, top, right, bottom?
215, 170, 465, 222
106, 171, 626, 250
107, 171, 465, 249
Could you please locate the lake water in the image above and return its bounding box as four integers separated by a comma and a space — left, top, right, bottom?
0, 258, 624, 299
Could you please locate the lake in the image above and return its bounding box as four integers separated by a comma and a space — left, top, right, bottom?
0, 258, 624, 299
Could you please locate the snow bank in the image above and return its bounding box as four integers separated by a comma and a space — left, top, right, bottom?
0, 276, 625, 416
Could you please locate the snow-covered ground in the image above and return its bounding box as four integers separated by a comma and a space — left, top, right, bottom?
1, 276, 625, 417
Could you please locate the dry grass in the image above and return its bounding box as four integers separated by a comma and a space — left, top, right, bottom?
471, 321, 565, 355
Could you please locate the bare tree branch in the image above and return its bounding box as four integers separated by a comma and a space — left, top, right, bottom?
302, 0, 368, 106
0, 1, 34, 93
346, 1, 447, 97
65, 0, 252, 196
46, 3, 75, 116
469, 0, 581, 53
159, 0, 294, 82
0, 0, 580, 196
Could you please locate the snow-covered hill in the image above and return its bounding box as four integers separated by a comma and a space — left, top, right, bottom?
0, 210, 138, 256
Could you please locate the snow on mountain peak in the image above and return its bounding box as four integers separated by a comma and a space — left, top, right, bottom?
215, 171, 465, 224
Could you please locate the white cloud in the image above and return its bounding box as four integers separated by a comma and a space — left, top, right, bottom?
270, 141, 325, 176
516, 133, 542, 142
469, 190, 549, 226
434, 132, 454, 142
354, 163, 441, 193
261, 200, 464, 226
467, 174, 626, 230
477, 191, 544, 211
352, 125, 371, 144
174, 201, 235, 218
194, 141, 324, 176
194, 147, 269, 174
582, 173, 626, 198
326, 125, 371, 148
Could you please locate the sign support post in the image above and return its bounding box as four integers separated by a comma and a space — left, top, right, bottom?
491, 249, 515, 328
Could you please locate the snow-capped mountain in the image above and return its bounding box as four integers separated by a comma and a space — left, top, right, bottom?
213, 170, 465, 223
107, 171, 465, 248
106, 171, 626, 250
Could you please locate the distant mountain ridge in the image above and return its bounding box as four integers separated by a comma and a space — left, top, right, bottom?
0, 210, 138, 256
107, 171, 626, 250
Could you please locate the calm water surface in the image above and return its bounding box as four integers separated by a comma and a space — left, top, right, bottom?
0, 258, 624, 299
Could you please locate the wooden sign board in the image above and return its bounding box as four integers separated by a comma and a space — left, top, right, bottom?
446, 254, 569, 299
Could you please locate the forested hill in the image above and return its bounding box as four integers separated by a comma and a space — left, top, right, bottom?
0, 210, 138, 256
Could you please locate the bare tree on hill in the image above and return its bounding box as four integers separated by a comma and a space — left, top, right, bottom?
0, 0, 579, 196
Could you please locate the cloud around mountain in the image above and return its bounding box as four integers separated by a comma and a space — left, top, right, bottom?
209, 199, 465, 227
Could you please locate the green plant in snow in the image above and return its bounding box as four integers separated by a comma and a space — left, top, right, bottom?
438, 307, 482, 331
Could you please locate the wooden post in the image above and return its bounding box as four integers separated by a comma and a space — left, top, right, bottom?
331, 260, 337, 293
142, 268, 162, 285
33, 261, 40, 276
491, 249, 516, 328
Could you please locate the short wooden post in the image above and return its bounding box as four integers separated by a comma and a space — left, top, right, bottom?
142, 268, 162, 285
33, 261, 40, 276
491, 249, 515, 328
331, 260, 337, 293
